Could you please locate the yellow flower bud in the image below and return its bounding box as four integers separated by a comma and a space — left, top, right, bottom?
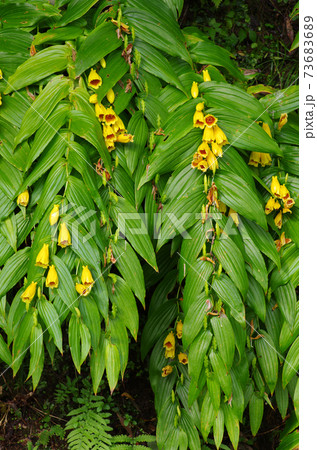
196, 102, 205, 112
106, 88, 115, 104
178, 352, 188, 365
21, 281, 37, 309
211, 141, 223, 157
35, 244, 49, 268
58, 223, 71, 248
46, 265, 58, 289
176, 320, 183, 339
116, 133, 134, 143
89, 94, 98, 104
75, 283, 91, 297
17, 190, 29, 207
88, 69, 102, 89
114, 115, 126, 133
0, 69, 2, 79
162, 365, 173, 377
271, 176, 281, 197
81, 266, 94, 286
49, 204, 59, 226
191, 81, 199, 99
100, 57, 106, 68
202, 69, 211, 82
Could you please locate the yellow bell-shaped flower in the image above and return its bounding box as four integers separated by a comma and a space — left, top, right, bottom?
75, 283, 92, 297
49, 204, 59, 226
213, 125, 228, 145
104, 107, 117, 125
207, 151, 219, 173
35, 243, 49, 268
161, 365, 173, 377
88, 69, 102, 89
116, 133, 134, 143
197, 142, 210, 158
17, 190, 29, 207
202, 126, 214, 142
163, 331, 175, 359
95, 103, 107, 122
178, 352, 188, 365
278, 113, 288, 131
46, 265, 58, 289
58, 223, 71, 248
204, 114, 217, 128
81, 266, 94, 286
193, 110, 205, 129
211, 141, 223, 157
274, 211, 283, 229
21, 281, 37, 309
89, 94, 98, 104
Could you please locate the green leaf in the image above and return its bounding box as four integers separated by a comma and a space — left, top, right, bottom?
0, 3, 60, 29
215, 173, 267, 229
15, 76, 71, 145
240, 217, 280, 268
0, 334, 12, 366
201, 81, 271, 123
38, 297, 63, 354
124, 111, 148, 175
52, 255, 78, 313
213, 236, 249, 298
201, 391, 217, 441
108, 276, 139, 340
255, 331, 279, 394
276, 374, 289, 419
190, 41, 244, 80
183, 292, 207, 350
0, 29, 33, 54
249, 393, 264, 436
188, 329, 212, 380
183, 259, 214, 314
79, 297, 101, 351
243, 236, 268, 292
69, 109, 111, 171
69, 314, 81, 373
211, 315, 235, 370
96, 50, 129, 102
33, 26, 83, 46
105, 341, 121, 394
125, 2, 191, 64
223, 403, 240, 450
90, 333, 107, 394
279, 302, 299, 353
270, 243, 298, 292
246, 275, 266, 322
260, 86, 299, 119
12, 310, 33, 375
110, 197, 157, 271
212, 274, 245, 325
24, 106, 70, 172
4, 45, 72, 93
134, 39, 186, 94
57, 0, 99, 27
282, 337, 299, 388
141, 299, 177, 359
209, 349, 232, 398
275, 282, 297, 329
0, 247, 30, 298
213, 407, 225, 450
109, 317, 129, 376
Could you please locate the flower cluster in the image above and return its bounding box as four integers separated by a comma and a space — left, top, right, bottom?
265, 176, 295, 229
161, 320, 188, 377
20, 203, 95, 309
190, 87, 228, 174
87, 68, 133, 152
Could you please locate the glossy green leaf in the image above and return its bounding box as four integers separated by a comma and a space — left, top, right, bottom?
58, 0, 99, 27
105, 341, 121, 393
211, 315, 235, 370
0, 247, 30, 298
212, 274, 245, 325
255, 331, 279, 394
249, 393, 264, 436
4, 45, 72, 93
275, 282, 297, 329
282, 337, 299, 388
38, 297, 63, 354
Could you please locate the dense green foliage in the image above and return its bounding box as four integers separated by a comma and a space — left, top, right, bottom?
0, 0, 298, 448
